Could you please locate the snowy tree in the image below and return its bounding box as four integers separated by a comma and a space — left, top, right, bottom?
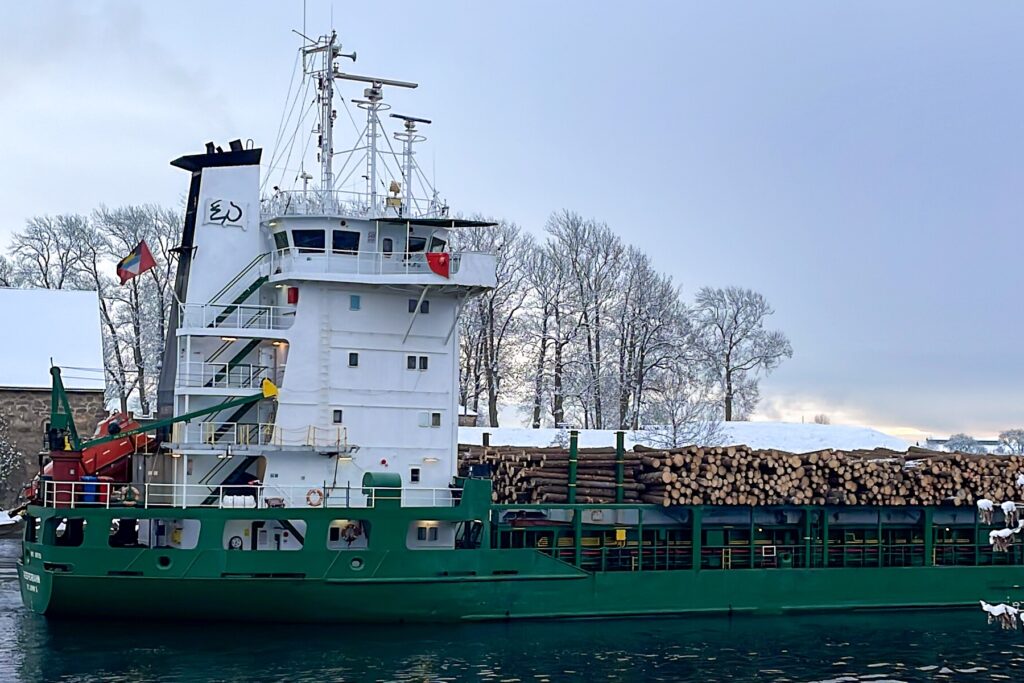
814, 414, 831, 425
545, 211, 625, 429
692, 286, 793, 421
453, 219, 533, 427
638, 364, 724, 448
945, 433, 985, 454
8, 214, 90, 289
999, 429, 1024, 455
0, 255, 17, 287
0, 415, 22, 497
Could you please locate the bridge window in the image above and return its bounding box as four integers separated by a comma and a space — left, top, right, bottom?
429, 236, 446, 252
292, 229, 325, 253
273, 231, 289, 250
408, 236, 427, 253
332, 230, 360, 254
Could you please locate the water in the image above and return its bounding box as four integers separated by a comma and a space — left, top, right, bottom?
1, 540, 1022, 682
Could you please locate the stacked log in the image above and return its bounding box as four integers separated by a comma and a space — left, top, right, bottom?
459, 443, 1024, 507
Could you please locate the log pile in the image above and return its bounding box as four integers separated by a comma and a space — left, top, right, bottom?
459, 443, 1024, 507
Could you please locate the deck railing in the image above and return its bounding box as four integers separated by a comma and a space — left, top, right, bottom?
40, 480, 461, 510
169, 422, 348, 449
177, 362, 274, 389
267, 247, 496, 282
261, 190, 445, 220
178, 303, 295, 330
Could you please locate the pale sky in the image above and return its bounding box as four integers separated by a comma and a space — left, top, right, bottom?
2, 2, 1023, 441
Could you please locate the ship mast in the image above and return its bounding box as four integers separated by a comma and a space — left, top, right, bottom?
391, 114, 430, 216
301, 31, 417, 215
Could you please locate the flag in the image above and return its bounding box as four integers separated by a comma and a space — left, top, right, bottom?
116, 240, 157, 285
426, 252, 450, 279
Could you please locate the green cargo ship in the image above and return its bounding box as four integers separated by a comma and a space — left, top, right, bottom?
17, 29, 1024, 623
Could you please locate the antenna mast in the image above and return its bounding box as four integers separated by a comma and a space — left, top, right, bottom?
391, 114, 430, 216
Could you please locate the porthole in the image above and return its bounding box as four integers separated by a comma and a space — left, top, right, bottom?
350, 557, 365, 571
157, 555, 172, 569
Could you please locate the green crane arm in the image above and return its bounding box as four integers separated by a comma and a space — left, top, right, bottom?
48, 366, 279, 451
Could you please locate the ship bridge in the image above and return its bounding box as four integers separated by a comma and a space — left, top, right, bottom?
260, 205, 497, 290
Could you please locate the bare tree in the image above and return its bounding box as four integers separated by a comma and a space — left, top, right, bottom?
639, 363, 724, 448
453, 220, 533, 427
813, 413, 831, 425
9, 214, 90, 289
0, 256, 17, 287
692, 286, 793, 421
546, 211, 625, 429
945, 433, 985, 454
999, 429, 1024, 455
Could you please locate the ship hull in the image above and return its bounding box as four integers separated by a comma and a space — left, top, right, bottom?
20, 561, 1024, 623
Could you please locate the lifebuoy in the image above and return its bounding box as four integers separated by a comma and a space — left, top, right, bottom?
306, 487, 324, 507
228, 535, 244, 550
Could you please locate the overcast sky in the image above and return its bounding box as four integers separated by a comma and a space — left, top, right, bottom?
2, 2, 1022, 441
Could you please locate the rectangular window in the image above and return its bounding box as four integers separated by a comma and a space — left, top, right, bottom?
408, 299, 417, 313
431, 412, 442, 428
291, 229, 325, 252
332, 230, 361, 253
349, 295, 361, 311
429, 236, 447, 252
420, 300, 430, 314
273, 231, 290, 250
407, 355, 417, 370
418, 412, 430, 428
410, 467, 421, 484
429, 527, 438, 541
333, 409, 343, 424
348, 352, 359, 367
417, 526, 427, 541
418, 356, 428, 371
408, 236, 427, 253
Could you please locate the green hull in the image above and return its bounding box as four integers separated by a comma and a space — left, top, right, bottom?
19, 480, 1024, 623
20, 562, 1024, 623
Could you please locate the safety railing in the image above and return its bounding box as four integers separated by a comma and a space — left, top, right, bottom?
178, 303, 295, 331
40, 480, 461, 510
268, 247, 495, 280
170, 422, 348, 449
261, 190, 445, 220
178, 362, 274, 389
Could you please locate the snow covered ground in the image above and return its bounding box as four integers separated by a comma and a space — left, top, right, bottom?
459, 421, 909, 453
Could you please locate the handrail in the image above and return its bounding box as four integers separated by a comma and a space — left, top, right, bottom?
178, 303, 294, 330
209, 253, 269, 304
170, 421, 346, 448
39, 480, 460, 510
178, 362, 274, 389
269, 247, 491, 278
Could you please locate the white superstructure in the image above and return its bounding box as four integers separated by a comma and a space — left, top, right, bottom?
155, 32, 495, 507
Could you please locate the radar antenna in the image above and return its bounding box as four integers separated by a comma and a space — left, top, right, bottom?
391, 114, 431, 217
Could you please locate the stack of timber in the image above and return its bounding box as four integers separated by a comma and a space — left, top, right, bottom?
458, 446, 645, 504
458, 443, 1024, 507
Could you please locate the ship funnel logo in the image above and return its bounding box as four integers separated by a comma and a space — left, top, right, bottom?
204, 199, 247, 229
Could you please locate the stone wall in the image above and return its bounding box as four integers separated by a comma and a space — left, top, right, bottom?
0, 387, 107, 506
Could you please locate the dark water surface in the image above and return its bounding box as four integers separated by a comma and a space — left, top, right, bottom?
1, 540, 1021, 682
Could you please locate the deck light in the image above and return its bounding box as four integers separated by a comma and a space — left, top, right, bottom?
423, 457, 440, 464
221, 336, 238, 342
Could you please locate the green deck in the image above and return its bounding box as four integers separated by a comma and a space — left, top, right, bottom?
18, 479, 1024, 623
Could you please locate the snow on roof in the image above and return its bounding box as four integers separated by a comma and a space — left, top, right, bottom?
459, 421, 908, 453
0, 288, 105, 391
